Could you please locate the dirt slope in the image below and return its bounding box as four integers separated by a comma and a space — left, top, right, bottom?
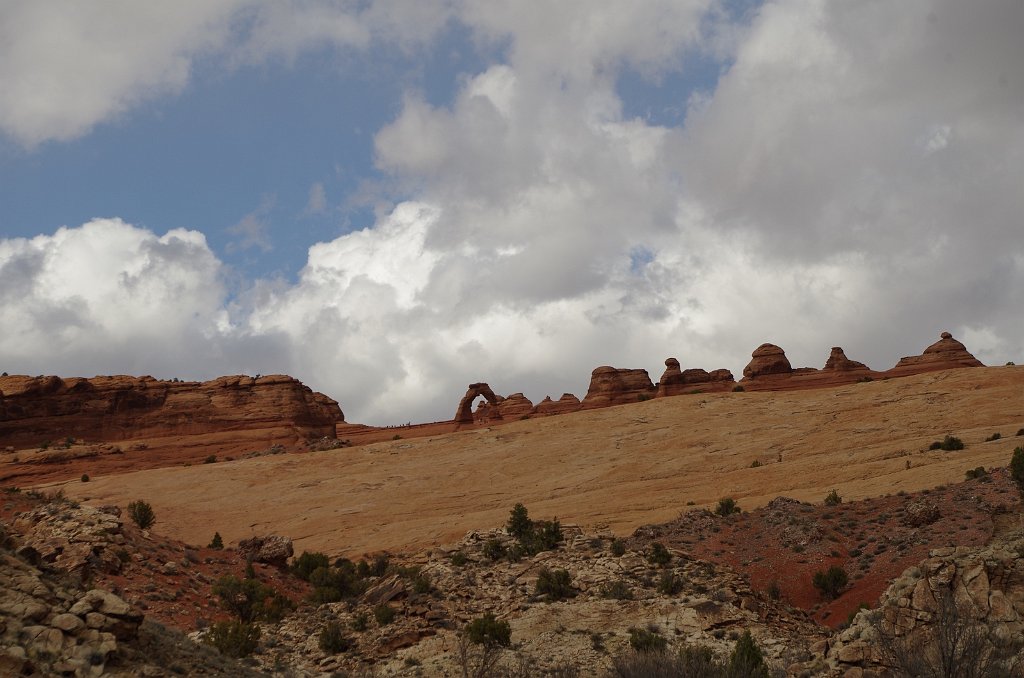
49, 366, 1024, 559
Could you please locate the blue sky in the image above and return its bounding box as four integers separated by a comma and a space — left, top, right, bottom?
1, 1, 1022, 424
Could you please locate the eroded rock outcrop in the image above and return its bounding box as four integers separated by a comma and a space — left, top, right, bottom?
823, 346, 869, 372
656, 358, 736, 397
581, 366, 656, 408
829, 539, 1024, 675
0, 374, 343, 448
889, 331, 984, 376
742, 344, 793, 379
532, 394, 582, 416
237, 535, 294, 568
454, 383, 501, 424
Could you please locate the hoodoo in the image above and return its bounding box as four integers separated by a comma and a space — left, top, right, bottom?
889, 331, 984, 376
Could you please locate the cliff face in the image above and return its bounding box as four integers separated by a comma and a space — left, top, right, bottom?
0, 374, 343, 447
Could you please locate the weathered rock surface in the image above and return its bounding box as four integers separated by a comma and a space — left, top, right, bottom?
889, 331, 985, 376
656, 358, 736, 397
581, 366, 656, 408
479, 392, 534, 421
829, 538, 1024, 675
0, 373, 342, 448
822, 346, 870, 372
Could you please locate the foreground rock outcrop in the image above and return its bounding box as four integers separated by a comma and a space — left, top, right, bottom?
0, 374, 342, 448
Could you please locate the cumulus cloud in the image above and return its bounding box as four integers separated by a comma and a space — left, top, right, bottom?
3, 1, 1023, 424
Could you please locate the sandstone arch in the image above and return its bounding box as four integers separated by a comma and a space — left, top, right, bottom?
454, 383, 503, 424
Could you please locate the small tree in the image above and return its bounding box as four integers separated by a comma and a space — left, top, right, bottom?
318, 621, 352, 654
824, 489, 842, 506
628, 627, 667, 653
127, 500, 155, 529
507, 503, 532, 539
1011, 447, 1024, 486
729, 630, 769, 677
208, 532, 224, 549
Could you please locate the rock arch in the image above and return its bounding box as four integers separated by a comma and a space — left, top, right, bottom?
454, 383, 503, 424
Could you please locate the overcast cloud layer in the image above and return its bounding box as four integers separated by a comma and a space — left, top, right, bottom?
2, 1, 1022, 424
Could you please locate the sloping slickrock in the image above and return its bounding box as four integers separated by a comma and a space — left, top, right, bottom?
0, 373, 342, 447
581, 367, 656, 408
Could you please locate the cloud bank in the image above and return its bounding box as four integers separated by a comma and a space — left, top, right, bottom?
2, 1, 1022, 424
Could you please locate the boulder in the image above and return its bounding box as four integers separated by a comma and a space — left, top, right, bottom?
237, 535, 294, 567
581, 367, 656, 408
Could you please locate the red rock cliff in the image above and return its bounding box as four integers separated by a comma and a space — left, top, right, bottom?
0, 374, 343, 447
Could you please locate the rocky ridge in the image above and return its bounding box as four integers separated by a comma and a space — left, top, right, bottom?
0, 373, 342, 449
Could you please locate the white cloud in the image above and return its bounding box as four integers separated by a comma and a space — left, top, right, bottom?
3, 1, 1024, 424
305, 182, 328, 215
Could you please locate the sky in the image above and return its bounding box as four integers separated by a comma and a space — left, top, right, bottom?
1, 0, 1022, 425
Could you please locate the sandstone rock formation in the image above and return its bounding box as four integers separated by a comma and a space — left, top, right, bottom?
454, 383, 501, 424
656, 357, 736, 397
742, 344, 793, 379
0, 374, 342, 448
889, 331, 984, 376
532, 393, 582, 415
581, 367, 656, 408
823, 346, 870, 372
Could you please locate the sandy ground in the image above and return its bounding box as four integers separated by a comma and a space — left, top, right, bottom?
54, 366, 1024, 559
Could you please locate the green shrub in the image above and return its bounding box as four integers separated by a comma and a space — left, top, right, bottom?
728, 630, 769, 678
824, 489, 842, 506
307, 565, 368, 604
715, 497, 740, 516
657, 571, 684, 596
986, 432, 1002, 442
750, 460, 761, 468
965, 466, 988, 480
318, 621, 352, 654
647, 542, 672, 566
208, 532, 223, 549
483, 538, 506, 561
291, 551, 330, 581
464, 613, 511, 647
732, 385, 745, 392
203, 455, 217, 464
812, 565, 849, 599
212, 574, 293, 622
767, 580, 781, 601
610, 539, 626, 557
1011, 447, 1024, 486
411, 571, 432, 594
505, 503, 563, 555
80, 473, 89, 482
628, 627, 667, 653
203, 620, 260, 658
930, 435, 964, 451
610, 644, 724, 676
600, 580, 633, 600
127, 500, 155, 529
535, 567, 575, 601
350, 611, 369, 632
1017, 429, 1024, 437
450, 550, 468, 566
373, 604, 396, 626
